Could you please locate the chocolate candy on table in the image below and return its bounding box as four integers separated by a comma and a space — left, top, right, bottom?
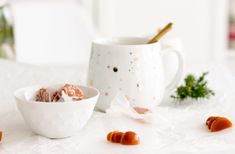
107, 131, 140, 145
206, 116, 233, 132
0, 131, 2, 142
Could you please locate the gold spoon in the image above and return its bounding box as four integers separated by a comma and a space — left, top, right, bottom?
148, 22, 173, 44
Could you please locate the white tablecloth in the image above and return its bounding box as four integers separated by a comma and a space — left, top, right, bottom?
1, 59, 235, 154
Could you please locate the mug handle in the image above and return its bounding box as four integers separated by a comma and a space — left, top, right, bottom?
162, 47, 184, 92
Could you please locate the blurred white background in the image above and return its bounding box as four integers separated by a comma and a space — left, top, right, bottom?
1, 0, 234, 70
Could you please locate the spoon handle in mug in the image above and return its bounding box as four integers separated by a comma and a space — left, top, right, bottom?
148, 23, 173, 44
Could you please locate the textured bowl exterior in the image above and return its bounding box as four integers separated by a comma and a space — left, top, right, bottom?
15, 85, 99, 138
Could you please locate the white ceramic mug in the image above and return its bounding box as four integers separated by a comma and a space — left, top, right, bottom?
88, 37, 184, 111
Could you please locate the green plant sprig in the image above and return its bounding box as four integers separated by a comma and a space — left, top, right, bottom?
171, 72, 215, 102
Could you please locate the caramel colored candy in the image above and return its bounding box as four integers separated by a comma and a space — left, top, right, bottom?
0, 131, 2, 142
206, 116, 233, 132
210, 117, 233, 132
113, 132, 123, 143
206, 116, 218, 130
107, 131, 139, 145
63, 84, 84, 101
51, 91, 63, 102
120, 131, 139, 145
35, 84, 84, 102
107, 131, 114, 142
107, 131, 123, 143
35, 88, 50, 102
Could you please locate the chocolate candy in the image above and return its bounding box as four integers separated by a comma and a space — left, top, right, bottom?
206, 116, 232, 132
35, 84, 84, 102
35, 88, 51, 102
62, 84, 84, 101
107, 131, 139, 145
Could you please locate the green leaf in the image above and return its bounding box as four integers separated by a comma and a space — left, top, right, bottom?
171, 72, 215, 102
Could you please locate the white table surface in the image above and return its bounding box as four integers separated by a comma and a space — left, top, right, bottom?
1, 59, 235, 154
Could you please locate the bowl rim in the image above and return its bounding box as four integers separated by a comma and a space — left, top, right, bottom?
14, 84, 100, 105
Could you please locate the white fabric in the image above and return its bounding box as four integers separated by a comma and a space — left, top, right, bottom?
1, 59, 235, 153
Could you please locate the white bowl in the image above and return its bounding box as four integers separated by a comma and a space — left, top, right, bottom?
14, 85, 99, 139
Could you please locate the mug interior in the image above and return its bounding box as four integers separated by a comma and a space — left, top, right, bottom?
93, 37, 154, 46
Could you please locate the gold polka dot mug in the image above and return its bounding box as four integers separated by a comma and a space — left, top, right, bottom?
88, 37, 184, 111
